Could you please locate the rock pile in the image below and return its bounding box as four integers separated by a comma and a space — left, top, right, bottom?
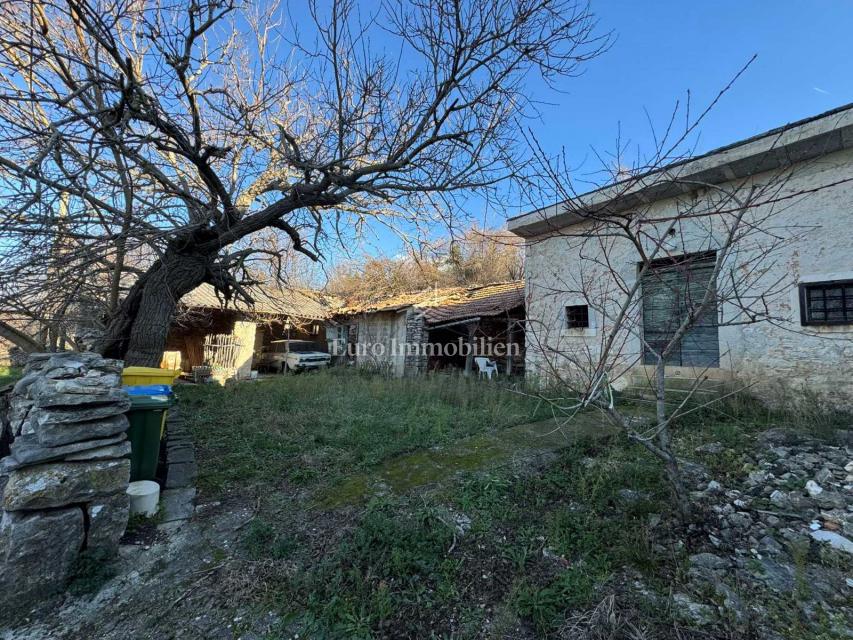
668, 427, 853, 637
696, 428, 852, 551
0, 352, 132, 608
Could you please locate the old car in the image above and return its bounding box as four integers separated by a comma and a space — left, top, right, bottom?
256, 339, 331, 373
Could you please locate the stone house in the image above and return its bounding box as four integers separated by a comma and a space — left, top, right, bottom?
338, 281, 526, 376
509, 104, 853, 401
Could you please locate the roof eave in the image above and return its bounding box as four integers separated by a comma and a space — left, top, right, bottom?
509, 104, 853, 238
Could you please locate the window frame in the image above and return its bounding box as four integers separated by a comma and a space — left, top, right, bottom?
565, 304, 590, 329
799, 279, 853, 326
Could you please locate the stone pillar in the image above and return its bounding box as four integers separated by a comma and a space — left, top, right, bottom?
232, 320, 258, 380
403, 311, 428, 376
0, 352, 131, 609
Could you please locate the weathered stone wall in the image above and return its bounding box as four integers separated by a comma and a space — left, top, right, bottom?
231, 320, 258, 380
0, 352, 131, 607
523, 146, 853, 402
403, 311, 428, 376
352, 311, 409, 376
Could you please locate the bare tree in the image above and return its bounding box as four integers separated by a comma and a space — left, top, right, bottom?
327, 225, 523, 302
0, 0, 606, 365
518, 92, 849, 517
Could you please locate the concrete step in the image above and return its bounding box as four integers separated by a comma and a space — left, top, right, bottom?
627, 375, 729, 393
621, 385, 722, 405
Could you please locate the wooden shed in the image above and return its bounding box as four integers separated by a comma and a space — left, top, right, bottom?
165, 283, 341, 379
337, 281, 526, 377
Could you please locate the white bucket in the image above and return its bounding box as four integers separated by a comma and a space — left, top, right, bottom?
127, 480, 160, 517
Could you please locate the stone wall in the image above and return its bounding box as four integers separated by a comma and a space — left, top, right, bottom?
0, 352, 131, 607
352, 311, 409, 376
403, 311, 428, 376
522, 146, 853, 402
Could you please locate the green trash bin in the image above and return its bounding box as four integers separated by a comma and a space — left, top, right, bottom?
126, 393, 174, 482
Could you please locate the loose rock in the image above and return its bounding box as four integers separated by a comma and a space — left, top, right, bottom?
3, 459, 130, 510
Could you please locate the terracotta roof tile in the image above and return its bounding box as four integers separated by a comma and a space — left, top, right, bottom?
341, 281, 524, 325
181, 283, 342, 320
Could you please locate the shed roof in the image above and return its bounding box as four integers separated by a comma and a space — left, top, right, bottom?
181, 283, 341, 320
341, 281, 524, 325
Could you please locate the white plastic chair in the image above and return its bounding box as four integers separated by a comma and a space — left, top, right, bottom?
474, 357, 498, 380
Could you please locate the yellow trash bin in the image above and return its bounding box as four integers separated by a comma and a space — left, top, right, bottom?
121, 366, 181, 386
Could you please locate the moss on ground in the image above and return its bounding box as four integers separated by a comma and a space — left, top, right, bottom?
318, 416, 615, 506
0, 366, 22, 387
179, 373, 849, 639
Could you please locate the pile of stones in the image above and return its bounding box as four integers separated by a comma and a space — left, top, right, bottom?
665, 428, 852, 637
0, 352, 132, 607
693, 429, 852, 552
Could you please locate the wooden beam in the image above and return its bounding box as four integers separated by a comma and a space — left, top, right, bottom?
0, 320, 42, 354
463, 321, 478, 376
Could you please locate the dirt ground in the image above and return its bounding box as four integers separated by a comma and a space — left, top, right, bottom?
1, 497, 263, 639
1, 421, 588, 640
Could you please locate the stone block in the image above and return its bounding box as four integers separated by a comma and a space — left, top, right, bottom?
34, 386, 128, 408
86, 493, 130, 554
64, 440, 131, 462
0, 457, 17, 474
35, 413, 129, 447
160, 487, 196, 522
11, 433, 127, 466
11, 372, 40, 397
3, 459, 130, 510
166, 447, 195, 464
35, 400, 131, 429
165, 461, 197, 489
0, 507, 84, 607
34, 352, 123, 380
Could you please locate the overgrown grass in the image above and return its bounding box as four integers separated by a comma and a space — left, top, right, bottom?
673, 385, 851, 443
671, 386, 852, 478
182, 374, 848, 639
255, 436, 674, 638
283, 498, 457, 637
0, 366, 22, 387
177, 369, 549, 495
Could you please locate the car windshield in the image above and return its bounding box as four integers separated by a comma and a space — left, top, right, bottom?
268, 341, 326, 353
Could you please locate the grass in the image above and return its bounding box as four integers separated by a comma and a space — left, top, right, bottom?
284, 497, 457, 637
258, 436, 674, 638
179, 372, 850, 639
176, 369, 550, 496
0, 366, 22, 387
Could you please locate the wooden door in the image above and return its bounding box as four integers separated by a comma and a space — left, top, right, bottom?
641, 253, 719, 367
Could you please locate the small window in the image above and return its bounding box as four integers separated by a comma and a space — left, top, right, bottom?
800, 280, 853, 326
566, 305, 590, 329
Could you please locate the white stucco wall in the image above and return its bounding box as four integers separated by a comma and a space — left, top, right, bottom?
523, 147, 853, 402
353, 310, 409, 376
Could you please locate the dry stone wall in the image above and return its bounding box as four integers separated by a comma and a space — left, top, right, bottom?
403, 311, 428, 376
0, 352, 131, 607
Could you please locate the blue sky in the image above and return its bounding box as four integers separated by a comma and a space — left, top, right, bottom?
523, 0, 853, 187
317, 1, 853, 261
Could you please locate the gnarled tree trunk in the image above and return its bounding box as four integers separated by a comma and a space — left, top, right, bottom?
99, 250, 211, 367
